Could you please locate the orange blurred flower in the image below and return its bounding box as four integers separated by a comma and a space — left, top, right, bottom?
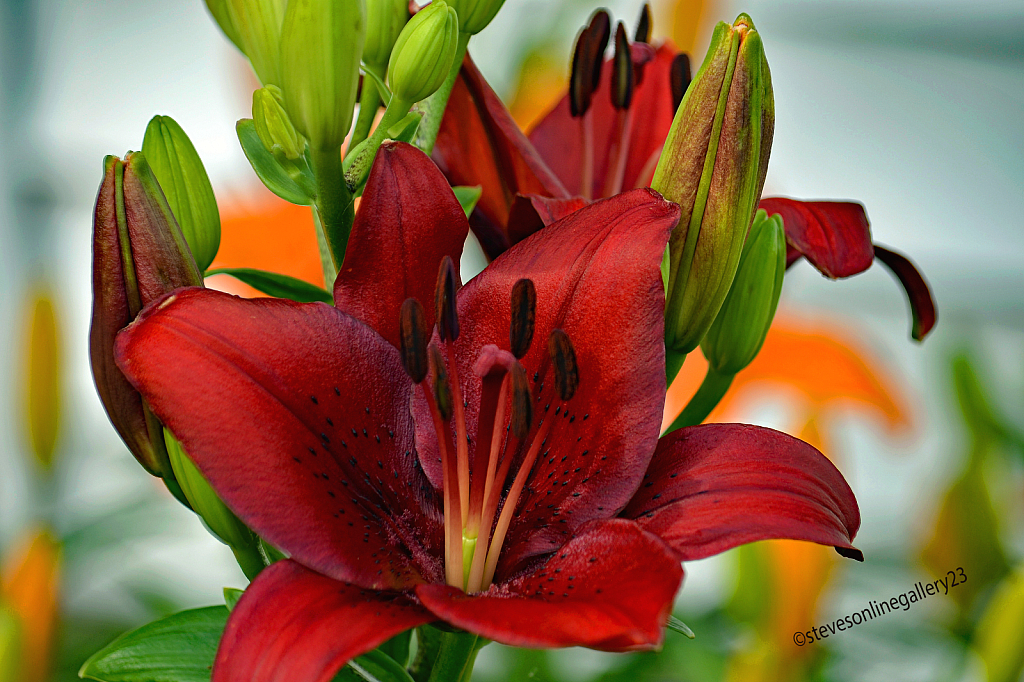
1, 529, 60, 682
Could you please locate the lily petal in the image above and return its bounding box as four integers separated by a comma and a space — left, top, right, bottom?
434, 54, 571, 260
214, 559, 431, 682
416, 519, 682, 651
758, 197, 874, 278
115, 288, 443, 589
624, 424, 862, 561
506, 194, 590, 246
334, 142, 469, 348
873, 244, 937, 341
414, 189, 679, 577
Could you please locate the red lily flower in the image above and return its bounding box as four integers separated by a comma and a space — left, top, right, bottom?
114, 143, 860, 681
434, 27, 935, 341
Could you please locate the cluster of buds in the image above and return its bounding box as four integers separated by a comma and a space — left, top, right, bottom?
653, 14, 775, 360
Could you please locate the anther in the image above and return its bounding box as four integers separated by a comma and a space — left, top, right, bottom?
670, 53, 692, 112
634, 4, 651, 43
611, 22, 633, 110
509, 279, 536, 359
435, 256, 460, 343
510, 362, 532, 438
547, 329, 579, 401
586, 10, 611, 92
569, 27, 593, 117
399, 298, 429, 383
429, 345, 452, 420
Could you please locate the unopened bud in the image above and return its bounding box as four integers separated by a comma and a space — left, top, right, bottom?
399, 298, 430, 383
165, 429, 255, 550
90, 153, 202, 478
142, 115, 221, 271
435, 255, 460, 343
364, 0, 409, 70
225, 0, 287, 85
388, 0, 459, 104
509, 278, 536, 359
204, 0, 245, 51
701, 210, 785, 375
252, 86, 307, 161
510, 362, 532, 438
447, 0, 504, 35
653, 13, 774, 354
547, 329, 579, 401
430, 345, 452, 420
280, 0, 365, 149
611, 22, 633, 110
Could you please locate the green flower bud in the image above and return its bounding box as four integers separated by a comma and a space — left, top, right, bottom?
280, 0, 366, 150
364, 0, 409, 71
225, 0, 287, 85
701, 209, 785, 375
164, 429, 255, 551
387, 1, 459, 104
90, 153, 202, 478
252, 85, 307, 161
204, 0, 245, 52
447, 0, 505, 35
141, 116, 221, 271
653, 14, 774, 355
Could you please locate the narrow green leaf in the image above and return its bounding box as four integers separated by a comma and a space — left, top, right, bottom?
79, 606, 228, 682
361, 64, 393, 106
667, 616, 695, 639
236, 119, 316, 206
451, 186, 481, 218
222, 588, 244, 612
387, 112, 422, 144
347, 649, 416, 682
205, 268, 332, 303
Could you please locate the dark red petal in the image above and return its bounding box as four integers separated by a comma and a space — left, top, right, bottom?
214, 560, 431, 682
529, 44, 678, 199
413, 189, 680, 578
624, 424, 862, 561
416, 519, 682, 651
873, 244, 937, 341
115, 288, 443, 589
434, 53, 570, 260
334, 142, 469, 348
506, 194, 590, 246
759, 197, 875, 278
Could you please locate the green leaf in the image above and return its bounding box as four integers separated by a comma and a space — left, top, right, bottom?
361, 64, 392, 106
666, 616, 695, 639
79, 606, 228, 682
346, 649, 416, 682
205, 268, 332, 303
222, 588, 244, 612
236, 119, 316, 206
451, 186, 481, 218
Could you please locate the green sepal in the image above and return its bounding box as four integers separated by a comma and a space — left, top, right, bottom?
223, 587, 244, 612
237, 118, 316, 205
205, 267, 332, 303
451, 185, 481, 218
142, 115, 221, 271
78, 606, 228, 682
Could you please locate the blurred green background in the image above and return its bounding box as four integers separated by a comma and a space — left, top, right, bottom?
1, 0, 1022, 680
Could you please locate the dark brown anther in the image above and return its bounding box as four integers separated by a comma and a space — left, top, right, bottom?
569, 27, 593, 117
434, 255, 460, 342
429, 345, 452, 420
547, 329, 579, 401
586, 10, 611, 92
510, 362, 532, 438
670, 53, 692, 112
509, 279, 536, 359
634, 4, 652, 43
399, 298, 429, 383
611, 22, 633, 110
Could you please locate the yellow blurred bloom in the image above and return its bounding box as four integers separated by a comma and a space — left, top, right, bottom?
22, 294, 61, 469
974, 566, 1024, 682
1, 529, 61, 682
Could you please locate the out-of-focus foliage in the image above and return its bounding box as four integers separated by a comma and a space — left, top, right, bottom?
22, 295, 61, 469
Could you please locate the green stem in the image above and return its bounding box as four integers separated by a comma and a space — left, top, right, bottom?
664, 366, 735, 435
312, 209, 338, 288
412, 31, 471, 156
309, 145, 354, 274
351, 66, 384, 151
426, 630, 485, 682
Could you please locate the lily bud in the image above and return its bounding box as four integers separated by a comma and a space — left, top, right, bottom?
446, 0, 503, 35
364, 0, 409, 70
141, 115, 221, 271
653, 13, 774, 355
280, 0, 365, 150
701, 209, 785, 375
225, 0, 287, 85
90, 153, 202, 477
252, 85, 307, 161
387, 1, 459, 104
